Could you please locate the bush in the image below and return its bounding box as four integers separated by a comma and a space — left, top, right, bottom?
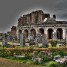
0, 49, 11, 57
52, 51, 67, 58
43, 55, 51, 62
33, 51, 52, 63
0, 48, 33, 58
0, 47, 67, 59
49, 40, 57, 47
46, 61, 61, 67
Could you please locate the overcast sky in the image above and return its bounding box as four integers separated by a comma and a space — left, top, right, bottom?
0, 0, 67, 33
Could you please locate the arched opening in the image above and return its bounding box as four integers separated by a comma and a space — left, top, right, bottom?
18, 30, 22, 41
57, 28, 63, 39
48, 29, 53, 39
30, 29, 36, 39
18, 30, 22, 34
39, 28, 44, 34
24, 29, 28, 38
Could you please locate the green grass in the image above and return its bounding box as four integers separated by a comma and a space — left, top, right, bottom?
1, 57, 67, 67
3, 56, 45, 67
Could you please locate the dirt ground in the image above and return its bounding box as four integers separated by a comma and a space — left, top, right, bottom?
0, 58, 40, 67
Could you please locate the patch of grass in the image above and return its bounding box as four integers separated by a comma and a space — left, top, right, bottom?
5, 57, 32, 64
3, 57, 45, 67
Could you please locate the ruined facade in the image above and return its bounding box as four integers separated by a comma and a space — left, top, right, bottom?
11, 26, 17, 36
17, 10, 67, 45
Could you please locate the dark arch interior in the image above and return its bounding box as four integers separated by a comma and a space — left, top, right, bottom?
57, 28, 63, 39
30, 29, 36, 39
24, 29, 28, 38
39, 28, 44, 34
18, 30, 22, 34
48, 29, 53, 39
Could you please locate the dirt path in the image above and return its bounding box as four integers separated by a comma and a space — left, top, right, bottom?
0, 58, 40, 67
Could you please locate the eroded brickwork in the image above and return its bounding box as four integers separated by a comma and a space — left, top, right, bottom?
18, 10, 50, 26
11, 26, 16, 36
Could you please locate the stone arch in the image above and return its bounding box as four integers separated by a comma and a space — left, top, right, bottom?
30, 29, 36, 39
24, 29, 28, 38
18, 30, 22, 40
18, 30, 22, 34
39, 28, 44, 34
48, 28, 53, 39
57, 28, 63, 39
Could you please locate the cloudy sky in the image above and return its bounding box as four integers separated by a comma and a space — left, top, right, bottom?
0, 0, 67, 33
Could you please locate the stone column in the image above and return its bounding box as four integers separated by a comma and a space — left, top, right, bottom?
63, 28, 66, 39
22, 30, 24, 34
31, 13, 35, 23
44, 28, 48, 39
53, 28, 57, 40
65, 28, 67, 45
19, 33, 24, 46
42, 34, 48, 48
36, 28, 39, 34
16, 29, 18, 39
35, 28, 41, 46
16, 26, 20, 40
28, 28, 31, 40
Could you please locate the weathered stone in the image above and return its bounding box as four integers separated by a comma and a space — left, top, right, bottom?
17, 10, 67, 46
19, 34, 25, 46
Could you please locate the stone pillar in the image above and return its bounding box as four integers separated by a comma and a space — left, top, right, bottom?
27, 14, 30, 23
35, 28, 41, 46
38, 14, 42, 22
63, 28, 66, 39
22, 30, 24, 34
65, 28, 67, 45
16, 29, 18, 39
36, 28, 39, 34
53, 28, 57, 40
31, 12, 35, 23
19, 33, 24, 46
42, 34, 48, 48
44, 28, 48, 39
28, 29, 31, 40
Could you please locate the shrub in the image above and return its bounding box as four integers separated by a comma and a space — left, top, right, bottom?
33, 51, 52, 63
49, 40, 57, 47
0, 49, 32, 59
52, 51, 67, 58
0, 49, 11, 57
0, 47, 67, 59
46, 61, 61, 67
43, 55, 51, 62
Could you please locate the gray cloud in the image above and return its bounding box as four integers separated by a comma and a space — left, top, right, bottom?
0, 0, 67, 32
